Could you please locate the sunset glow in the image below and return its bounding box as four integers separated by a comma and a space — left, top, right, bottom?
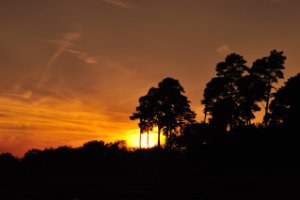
125, 128, 166, 148
1, 0, 300, 156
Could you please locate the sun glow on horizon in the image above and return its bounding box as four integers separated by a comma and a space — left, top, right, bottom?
124, 128, 166, 148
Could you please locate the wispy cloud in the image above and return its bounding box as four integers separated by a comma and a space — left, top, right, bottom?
216, 44, 232, 55
40, 30, 81, 86
65, 49, 98, 64
0, 95, 135, 156
46, 30, 98, 66
101, 0, 136, 9
47, 31, 81, 67
39, 29, 98, 87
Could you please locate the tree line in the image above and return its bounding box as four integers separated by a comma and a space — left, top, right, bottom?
1, 49, 300, 200
131, 50, 299, 149
2, 137, 297, 200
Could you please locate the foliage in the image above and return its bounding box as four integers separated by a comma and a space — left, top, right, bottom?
251, 50, 286, 126
269, 73, 300, 127
131, 77, 196, 148
202, 53, 263, 130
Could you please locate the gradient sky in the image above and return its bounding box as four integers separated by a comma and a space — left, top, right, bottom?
1, 0, 300, 156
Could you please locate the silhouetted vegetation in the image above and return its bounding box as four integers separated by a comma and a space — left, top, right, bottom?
202, 50, 285, 131
1, 136, 300, 199
252, 50, 286, 127
130, 77, 196, 149
202, 53, 262, 130
1, 50, 300, 199
128, 50, 297, 149
269, 73, 300, 128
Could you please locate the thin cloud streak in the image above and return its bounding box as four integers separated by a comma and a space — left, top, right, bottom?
65, 49, 98, 64
47, 31, 81, 67
40, 30, 97, 87
216, 44, 232, 55
101, 0, 136, 9
0, 95, 135, 156
39, 31, 81, 87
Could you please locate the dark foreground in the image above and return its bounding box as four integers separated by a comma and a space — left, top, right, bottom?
1, 145, 300, 200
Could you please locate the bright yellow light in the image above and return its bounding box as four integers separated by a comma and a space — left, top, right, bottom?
124, 127, 165, 148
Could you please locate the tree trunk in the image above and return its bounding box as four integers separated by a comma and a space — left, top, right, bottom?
158, 126, 161, 148
165, 125, 170, 149
139, 130, 142, 149
204, 111, 207, 124
264, 98, 270, 127
264, 79, 271, 127
166, 125, 169, 138
147, 131, 149, 148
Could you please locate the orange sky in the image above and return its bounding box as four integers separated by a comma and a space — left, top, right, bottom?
0, 0, 300, 156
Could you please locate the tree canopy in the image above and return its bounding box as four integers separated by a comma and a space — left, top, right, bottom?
251, 50, 286, 126
202, 53, 263, 131
202, 50, 286, 131
129, 50, 296, 149
130, 77, 196, 148
269, 73, 300, 128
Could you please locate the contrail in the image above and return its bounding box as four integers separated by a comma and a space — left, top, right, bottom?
65, 48, 98, 64
47, 32, 81, 67
38, 31, 81, 88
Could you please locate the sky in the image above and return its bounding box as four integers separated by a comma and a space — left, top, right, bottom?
0, 0, 300, 156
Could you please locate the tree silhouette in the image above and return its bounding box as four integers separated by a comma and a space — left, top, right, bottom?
235, 74, 265, 125
130, 91, 156, 148
202, 77, 228, 123
251, 50, 286, 127
131, 78, 195, 148
202, 53, 251, 130
210, 97, 235, 131
269, 73, 300, 128
156, 78, 196, 148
